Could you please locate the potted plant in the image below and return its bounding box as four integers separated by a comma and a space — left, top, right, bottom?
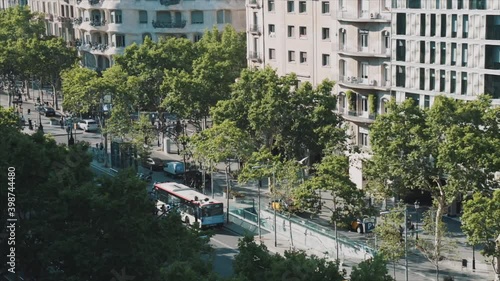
346, 90, 355, 113
368, 94, 377, 118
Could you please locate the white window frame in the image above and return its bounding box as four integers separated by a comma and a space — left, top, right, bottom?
299, 26, 307, 38
322, 54, 330, 66
321, 1, 330, 14
300, 51, 307, 63
322, 28, 330, 40
287, 25, 295, 37
288, 50, 295, 62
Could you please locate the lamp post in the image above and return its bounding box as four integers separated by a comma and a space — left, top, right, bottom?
404, 207, 408, 281
414, 201, 420, 240
225, 164, 230, 223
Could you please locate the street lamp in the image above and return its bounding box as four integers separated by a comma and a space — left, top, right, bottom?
414, 201, 420, 240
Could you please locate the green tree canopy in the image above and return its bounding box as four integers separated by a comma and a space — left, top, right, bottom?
0, 6, 45, 41
349, 254, 394, 281
211, 67, 344, 163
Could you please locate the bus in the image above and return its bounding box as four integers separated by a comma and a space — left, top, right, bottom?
154, 182, 224, 228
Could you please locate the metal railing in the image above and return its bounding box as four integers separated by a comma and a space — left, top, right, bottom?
248, 52, 261, 62
249, 24, 260, 34
159, 0, 180, 6
152, 20, 187, 29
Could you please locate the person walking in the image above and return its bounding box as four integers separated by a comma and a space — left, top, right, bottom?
59, 117, 64, 129
27, 108, 30, 115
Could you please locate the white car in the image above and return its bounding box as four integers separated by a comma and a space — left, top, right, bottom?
78, 119, 99, 132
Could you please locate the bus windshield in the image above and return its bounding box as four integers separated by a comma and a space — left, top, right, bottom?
201, 203, 223, 217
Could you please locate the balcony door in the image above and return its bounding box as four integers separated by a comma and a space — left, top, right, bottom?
360, 62, 368, 84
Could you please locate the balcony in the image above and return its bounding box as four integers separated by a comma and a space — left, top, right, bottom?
72, 17, 83, 25
249, 24, 261, 35
337, 45, 390, 58
337, 107, 376, 124
89, 19, 106, 27
160, 0, 180, 6
88, 0, 101, 4
152, 20, 187, 29
45, 14, 53, 21
338, 76, 390, 91
78, 41, 110, 52
249, 52, 262, 62
337, 10, 389, 22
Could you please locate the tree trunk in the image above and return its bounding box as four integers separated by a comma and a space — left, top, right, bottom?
434, 194, 445, 281
25, 79, 30, 100
393, 261, 396, 281
495, 255, 500, 281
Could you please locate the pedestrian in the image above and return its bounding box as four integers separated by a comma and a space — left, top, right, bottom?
99, 142, 103, 150
27, 108, 30, 115
59, 117, 64, 129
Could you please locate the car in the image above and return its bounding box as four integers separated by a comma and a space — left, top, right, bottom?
163, 161, 185, 178
77, 119, 99, 132
142, 157, 164, 171
42, 107, 56, 117
350, 216, 376, 234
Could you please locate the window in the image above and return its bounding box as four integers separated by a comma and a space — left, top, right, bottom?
139, 10, 147, 24
322, 54, 330, 66
431, 14, 436, 36
268, 24, 275, 35
383, 32, 390, 50
451, 43, 457, 66
217, 10, 224, 24
424, 95, 430, 108
288, 50, 295, 62
396, 39, 406, 61
268, 0, 275, 11
115, 34, 125, 47
360, 133, 368, 146
287, 0, 294, 12
287, 25, 295, 37
440, 42, 446, 64
111, 10, 122, 24
321, 1, 330, 14
361, 62, 368, 81
299, 26, 307, 37
396, 13, 406, 35
322, 28, 330, 40
430, 69, 435, 90
462, 43, 468, 66
339, 0, 345, 10
359, 30, 368, 49
269, 48, 276, 60
361, 97, 368, 112
224, 10, 232, 23
420, 14, 426, 36
462, 15, 468, 38
469, 0, 486, 10
420, 41, 426, 63
458, 0, 463, 8
451, 14, 457, 37
450, 71, 456, 93
299, 1, 306, 13
461, 72, 467, 94
396, 66, 405, 87
441, 14, 447, 37
193, 33, 203, 42
420, 68, 425, 90
300, 52, 307, 63
440, 70, 446, 92
430, 41, 436, 63
191, 11, 204, 24
447, 0, 452, 9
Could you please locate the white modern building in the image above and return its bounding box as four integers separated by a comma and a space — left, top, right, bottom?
29, 0, 246, 70
247, 0, 500, 189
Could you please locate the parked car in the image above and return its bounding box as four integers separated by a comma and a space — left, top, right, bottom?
163, 161, 185, 178
42, 107, 56, 117
142, 157, 164, 171
77, 119, 99, 132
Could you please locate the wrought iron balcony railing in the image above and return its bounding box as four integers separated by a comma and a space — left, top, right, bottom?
249, 24, 260, 34
73, 17, 83, 25
90, 19, 107, 26
152, 20, 186, 29
249, 52, 261, 62
88, 0, 102, 4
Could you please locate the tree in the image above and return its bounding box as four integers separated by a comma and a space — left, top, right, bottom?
418, 208, 456, 281
461, 190, 500, 281
374, 204, 406, 280
0, 106, 22, 130
366, 95, 500, 280
349, 254, 394, 281
211, 67, 344, 163
0, 6, 45, 41
191, 120, 254, 194
233, 235, 344, 281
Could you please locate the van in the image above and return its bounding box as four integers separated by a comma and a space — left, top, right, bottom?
163, 161, 185, 178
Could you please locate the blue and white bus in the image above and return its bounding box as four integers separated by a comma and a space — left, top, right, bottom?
154, 182, 224, 228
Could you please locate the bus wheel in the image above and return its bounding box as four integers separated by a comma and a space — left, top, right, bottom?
184, 217, 190, 225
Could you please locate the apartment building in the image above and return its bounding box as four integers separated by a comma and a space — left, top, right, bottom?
247, 0, 391, 188
247, 0, 500, 189
29, 0, 246, 70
